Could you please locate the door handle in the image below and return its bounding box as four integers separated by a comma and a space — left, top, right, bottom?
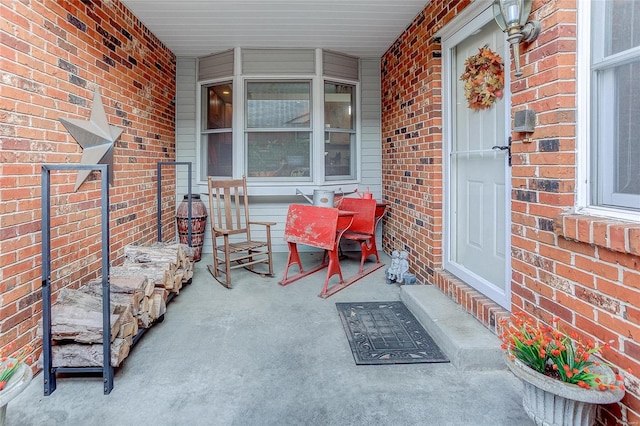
492, 137, 512, 166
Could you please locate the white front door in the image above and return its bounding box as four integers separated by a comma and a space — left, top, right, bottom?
443, 9, 511, 309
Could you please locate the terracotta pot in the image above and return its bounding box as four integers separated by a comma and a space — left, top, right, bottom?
176, 194, 208, 262
504, 354, 624, 426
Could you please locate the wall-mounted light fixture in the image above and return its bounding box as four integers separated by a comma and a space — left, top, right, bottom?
493, 0, 541, 78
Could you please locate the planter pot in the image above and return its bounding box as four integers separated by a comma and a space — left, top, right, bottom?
505, 354, 624, 426
176, 194, 208, 262
0, 361, 33, 426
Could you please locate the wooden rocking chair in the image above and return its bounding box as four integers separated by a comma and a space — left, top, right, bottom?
207, 176, 275, 288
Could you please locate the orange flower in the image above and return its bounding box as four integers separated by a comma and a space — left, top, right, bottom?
500, 312, 628, 392
0, 342, 32, 391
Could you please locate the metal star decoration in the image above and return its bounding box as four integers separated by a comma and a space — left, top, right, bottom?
59, 88, 123, 191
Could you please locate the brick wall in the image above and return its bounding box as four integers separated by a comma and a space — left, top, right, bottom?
381, 0, 639, 423
0, 0, 176, 366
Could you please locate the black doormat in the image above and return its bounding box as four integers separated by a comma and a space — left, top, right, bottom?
336, 301, 449, 365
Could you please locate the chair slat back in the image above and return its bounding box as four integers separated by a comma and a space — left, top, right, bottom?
338, 198, 377, 235
207, 176, 251, 238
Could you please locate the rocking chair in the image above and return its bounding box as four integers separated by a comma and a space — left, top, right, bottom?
207, 176, 275, 288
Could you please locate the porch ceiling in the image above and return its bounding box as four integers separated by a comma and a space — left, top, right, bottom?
120, 0, 429, 58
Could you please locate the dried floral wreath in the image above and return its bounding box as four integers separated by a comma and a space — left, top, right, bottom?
460, 45, 505, 110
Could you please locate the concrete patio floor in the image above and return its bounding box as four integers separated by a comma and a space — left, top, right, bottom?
5, 252, 533, 425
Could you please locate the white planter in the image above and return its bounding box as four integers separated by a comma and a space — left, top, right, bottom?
0, 361, 33, 426
505, 354, 624, 426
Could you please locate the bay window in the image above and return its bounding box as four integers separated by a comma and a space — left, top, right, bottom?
197, 48, 360, 187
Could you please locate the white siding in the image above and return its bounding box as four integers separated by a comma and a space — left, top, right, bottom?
242, 48, 315, 74
324, 51, 359, 80
360, 58, 383, 248
199, 50, 234, 80
175, 56, 382, 254
175, 57, 200, 242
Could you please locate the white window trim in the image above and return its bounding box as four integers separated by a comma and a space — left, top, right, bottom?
196, 76, 234, 182
575, 2, 640, 223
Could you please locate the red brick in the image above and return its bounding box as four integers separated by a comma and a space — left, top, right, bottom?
624, 270, 640, 291
574, 315, 619, 347
574, 255, 620, 281
1, 0, 176, 371
556, 263, 595, 288
629, 227, 640, 256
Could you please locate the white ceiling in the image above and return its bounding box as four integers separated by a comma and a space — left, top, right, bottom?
120, 0, 430, 58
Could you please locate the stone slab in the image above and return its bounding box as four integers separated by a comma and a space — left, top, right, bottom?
400, 285, 505, 371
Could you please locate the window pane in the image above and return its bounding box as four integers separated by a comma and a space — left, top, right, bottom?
324, 83, 354, 130
246, 82, 310, 128
592, 3, 640, 210
206, 84, 232, 130
614, 61, 640, 196
247, 132, 311, 178
605, 0, 640, 56
203, 133, 233, 177
325, 132, 354, 178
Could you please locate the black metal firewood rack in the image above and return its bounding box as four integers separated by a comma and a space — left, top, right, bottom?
41, 164, 113, 395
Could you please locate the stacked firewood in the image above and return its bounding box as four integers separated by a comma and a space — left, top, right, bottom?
41, 243, 195, 368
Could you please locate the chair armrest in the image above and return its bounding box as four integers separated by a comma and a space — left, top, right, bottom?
249, 221, 276, 227
212, 226, 232, 235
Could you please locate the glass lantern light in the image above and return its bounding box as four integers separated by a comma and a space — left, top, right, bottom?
493, 0, 541, 77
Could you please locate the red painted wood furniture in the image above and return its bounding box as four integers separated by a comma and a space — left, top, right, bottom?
279, 204, 355, 298
337, 197, 385, 274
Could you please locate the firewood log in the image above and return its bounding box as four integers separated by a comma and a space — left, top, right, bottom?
45, 288, 127, 344
48, 338, 131, 367
82, 277, 145, 316
149, 289, 167, 321
112, 262, 175, 290
124, 244, 182, 264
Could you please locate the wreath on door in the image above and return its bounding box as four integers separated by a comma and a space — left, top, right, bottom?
460, 45, 504, 111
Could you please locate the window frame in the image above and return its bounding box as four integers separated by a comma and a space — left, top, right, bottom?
324, 80, 357, 181
243, 79, 314, 182
576, 1, 640, 221
199, 79, 234, 180
196, 51, 361, 194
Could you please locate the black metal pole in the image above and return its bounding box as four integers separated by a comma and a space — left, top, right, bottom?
100, 166, 113, 394
41, 166, 55, 396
